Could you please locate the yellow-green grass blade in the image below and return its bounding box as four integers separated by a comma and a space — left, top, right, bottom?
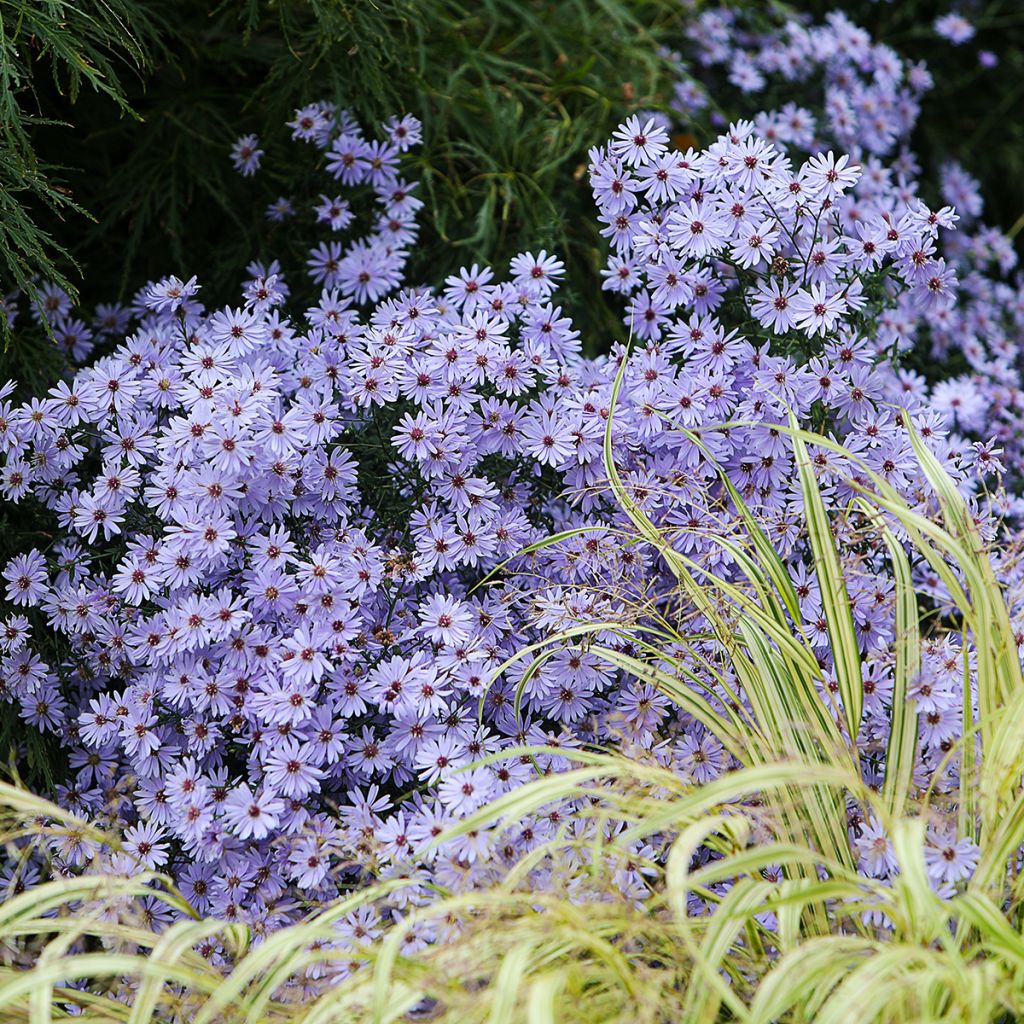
665, 815, 753, 1022
868, 504, 920, 820
0, 955, 216, 1018
486, 943, 533, 1024
980, 687, 1024, 835
192, 883, 409, 1024
954, 892, 1024, 972
526, 971, 566, 1024
0, 875, 171, 932
889, 819, 944, 945
749, 936, 881, 1024
682, 877, 765, 1024
584, 645, 747, 755
972, 786, 1024, 895
734, 620, 855, 869
808, 945, 970, 1024
681, 426, 803, 625
960, 649, 979, 843
614, 760, 853, 848
127, 917, 243, 1024
789, 410, 862, 743
907, 412, 1023, 739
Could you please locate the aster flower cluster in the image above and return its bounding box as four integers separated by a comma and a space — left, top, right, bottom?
598, 3, 1024, 890
1, 9, 1023, 957
0, 110, 634, 930
578, 129, 994, 896
671, 7, 1024, 483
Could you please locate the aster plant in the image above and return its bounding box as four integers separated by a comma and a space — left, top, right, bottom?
0, 7, 1023, 1019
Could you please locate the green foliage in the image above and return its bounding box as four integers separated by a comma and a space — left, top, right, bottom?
2, 0, 1022, 363
2, 0, 688, 358
0, 0, 168, 342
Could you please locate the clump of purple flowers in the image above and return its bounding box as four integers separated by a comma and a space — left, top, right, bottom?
1, 8, 1023, 955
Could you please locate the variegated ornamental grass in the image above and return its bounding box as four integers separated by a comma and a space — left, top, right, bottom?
4, 408, 1024, 1024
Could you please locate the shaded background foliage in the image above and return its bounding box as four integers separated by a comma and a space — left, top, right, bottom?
3, 0, 680, 358
2, 0, 1022, 368
811, 0, 1024, 238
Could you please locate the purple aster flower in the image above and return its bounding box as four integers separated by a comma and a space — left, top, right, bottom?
315, 195, 354, 232
610, 115, 669, 168
263, 739, 324, 799
3, 551, 48, 607
934, 13, 975, 44
924, 831, 979, 885
230, 134, 264, 176
383, 114, 423, 151
223, 785, 285, 840
855, 818, 898, 877
668, 199, 732, 260
123, 822, 170, 869
145, 275, 200, 313
751, 279, 799, 334
418, 594, 473, 647
789, 283, 847, 337
437, 766, 495, 815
